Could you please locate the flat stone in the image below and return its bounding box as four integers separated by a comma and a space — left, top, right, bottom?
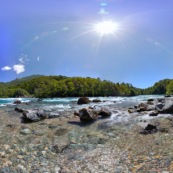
20, 128, 32, 135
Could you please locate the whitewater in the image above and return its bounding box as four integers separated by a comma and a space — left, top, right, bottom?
0, 95, 164, 113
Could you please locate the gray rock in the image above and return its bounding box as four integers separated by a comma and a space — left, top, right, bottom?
22, 110, 47, 123
137, 103, 148, 112
159, 99, 173, 113
48, 112, 60, 119
78, 108, 99, 122
52, 139, 69, 153
20, 128, 32, 135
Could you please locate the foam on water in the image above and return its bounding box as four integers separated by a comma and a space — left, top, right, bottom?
0, 95, 164, 115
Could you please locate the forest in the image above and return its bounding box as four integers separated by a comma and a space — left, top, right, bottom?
0, 75, 172, 98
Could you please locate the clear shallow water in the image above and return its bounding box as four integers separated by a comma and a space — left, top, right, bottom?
0, 95, 164, 113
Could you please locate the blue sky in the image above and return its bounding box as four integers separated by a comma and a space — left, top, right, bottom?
1, 0, 173, 88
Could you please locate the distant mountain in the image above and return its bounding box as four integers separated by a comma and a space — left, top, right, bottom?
7, 75, 45, 85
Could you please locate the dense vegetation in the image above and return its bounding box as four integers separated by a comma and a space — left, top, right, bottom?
0, 75, 141, 98
0, 75, 173, 98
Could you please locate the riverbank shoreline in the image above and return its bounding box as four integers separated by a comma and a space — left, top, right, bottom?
0, 96, 173, 173
1, 99, 173, 173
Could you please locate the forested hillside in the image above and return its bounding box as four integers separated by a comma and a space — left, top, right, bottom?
0, 75, 141, 98
0, 75, 173, 98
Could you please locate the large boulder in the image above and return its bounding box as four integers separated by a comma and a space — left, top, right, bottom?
159, 99, 173, 113
137, 103, 148, 112
77, 97, 91, 105
22, 110, 48, 123
78, 108, 99, 122
75, 106, 112, 122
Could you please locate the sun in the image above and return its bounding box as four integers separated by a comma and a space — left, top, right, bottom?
94, 21, 120, 35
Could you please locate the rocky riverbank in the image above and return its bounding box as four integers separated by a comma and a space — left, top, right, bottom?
1, 97, 173, 172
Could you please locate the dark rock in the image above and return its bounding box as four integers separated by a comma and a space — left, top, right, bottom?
147, 101, 154, 105
13, 100, 22, 104
149, 111, 159, 116
77, 97, 91, 105
74, 110, 80, 116
37, 98, 43, 102
54, 128, 68, 136
92, 99, 102, 103
134, 105, 138, 109
128, 108, 134, 113
15, 107, 25, 113
157, 98, 165, 103
6, 124, 15, 128
78, 108, 98, 122
165, 95, 171, 97
140, 124, 157, 134
147, 99, 155, 102
48, 125, 58, 129
99, 107, 112, 117
155, 103, 164, 111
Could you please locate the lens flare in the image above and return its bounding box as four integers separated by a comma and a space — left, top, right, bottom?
94, 21, 120, 35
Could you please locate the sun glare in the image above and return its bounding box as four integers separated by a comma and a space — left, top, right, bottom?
94, 21, 120, 35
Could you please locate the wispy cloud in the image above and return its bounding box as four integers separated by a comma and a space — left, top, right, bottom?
13, 64, 25, 74
19, 54, 29, 64
37, 56, 40, 61
1, 66, 12, 71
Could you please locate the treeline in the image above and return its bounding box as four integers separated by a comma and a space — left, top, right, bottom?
1, 75, 173, 98
142, 79, 172, 95
0, 75, 140, 98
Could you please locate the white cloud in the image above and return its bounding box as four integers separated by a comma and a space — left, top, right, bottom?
13, 64, 25, 74
37, 56, 40, 61
1, 66, 12, 71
